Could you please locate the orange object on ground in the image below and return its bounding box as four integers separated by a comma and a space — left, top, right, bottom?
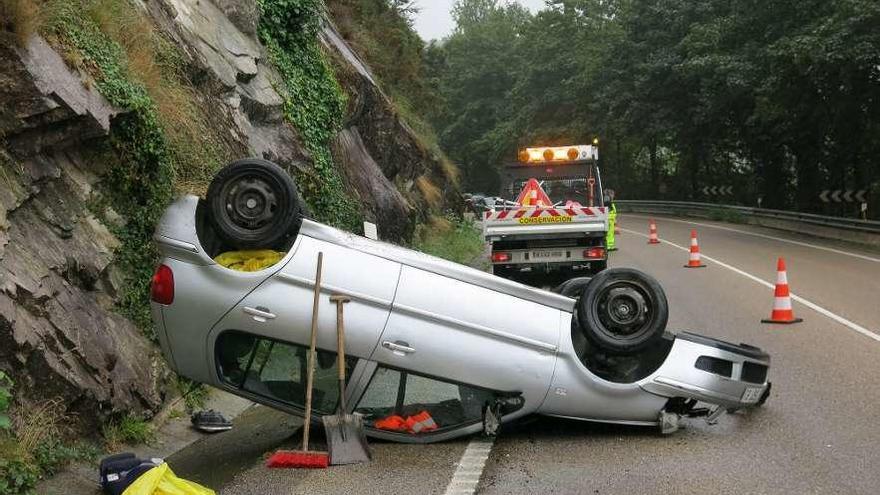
375, 411, 438, 434
761, 257, 803, 324
684, 230, 707, 268
647, 219, 660, 244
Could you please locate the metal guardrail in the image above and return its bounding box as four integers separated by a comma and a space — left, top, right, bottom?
615, 200, 880, 236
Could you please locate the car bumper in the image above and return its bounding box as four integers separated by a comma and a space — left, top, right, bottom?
640, 332, 771, 409
493, 261, 606, 278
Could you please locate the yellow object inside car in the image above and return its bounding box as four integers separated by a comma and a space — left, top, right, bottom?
122, 463, 214, 495
214, 250, 285, 272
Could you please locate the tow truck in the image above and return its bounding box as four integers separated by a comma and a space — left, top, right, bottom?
484, 144, 608, 285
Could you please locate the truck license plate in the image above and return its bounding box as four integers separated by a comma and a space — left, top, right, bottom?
532, 250, 565, 261
741, 386, 763, 403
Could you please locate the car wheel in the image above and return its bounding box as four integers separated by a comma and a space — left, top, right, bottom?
576, 268, 668, 355
553, 277, 592, 298
206, 158, 301, 250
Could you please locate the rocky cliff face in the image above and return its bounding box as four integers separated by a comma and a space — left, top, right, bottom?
0, 0, 458, 427
0, 37, 163, 427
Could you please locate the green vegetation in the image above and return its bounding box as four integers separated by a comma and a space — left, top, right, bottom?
413, 214, 485, 267
327, 0, 459, 185
32, 441, 101, 477
0, 372, 10, 431
102, 414, 154, 448
10, 0, 228, 333
52, 5, 175, 332
0, 0, 41, 46
707, 208, 746, 225
176, 377, 209, 412
0, 441, 38, 495
0, 378, 100, 495
420, 0, 880, 219
259, 0, 362, 231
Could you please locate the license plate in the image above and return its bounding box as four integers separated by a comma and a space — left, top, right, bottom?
532, 250, 565, 261
741, 386, 763, 403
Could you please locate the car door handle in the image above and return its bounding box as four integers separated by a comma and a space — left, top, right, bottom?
382, 340, 416, 356
243, 306, 276, 322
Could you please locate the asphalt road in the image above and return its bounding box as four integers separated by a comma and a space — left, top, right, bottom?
174, 215, 880, 494
478, 215, 880, 494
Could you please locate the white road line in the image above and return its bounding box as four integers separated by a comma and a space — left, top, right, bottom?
621, 228, 880, 343
624, 213, 880, 263
444, 437, 495, 495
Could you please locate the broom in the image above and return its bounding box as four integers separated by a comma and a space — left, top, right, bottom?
266, 252, 329, 469
323, 295, 371, 465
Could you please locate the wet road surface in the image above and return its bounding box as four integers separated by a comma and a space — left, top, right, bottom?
478, 215, 880, 494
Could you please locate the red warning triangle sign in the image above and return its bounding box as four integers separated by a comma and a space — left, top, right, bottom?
515, 179, 553, 206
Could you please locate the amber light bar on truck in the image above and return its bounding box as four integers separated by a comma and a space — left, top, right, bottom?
518, 144, 599, 164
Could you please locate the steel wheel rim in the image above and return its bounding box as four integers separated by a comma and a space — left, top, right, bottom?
594, 281, 653, 341
222, 173, 280, 231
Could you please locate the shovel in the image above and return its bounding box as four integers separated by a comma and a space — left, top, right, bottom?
323, 294, 371, 465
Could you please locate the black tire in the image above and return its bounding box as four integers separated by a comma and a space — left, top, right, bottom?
206, 158, 301, 250
576, 268, 668, 355
553, 277, 593, 298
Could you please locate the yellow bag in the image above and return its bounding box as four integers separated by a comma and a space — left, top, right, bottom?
214, 250, 285, 272
122, 463, 215, 495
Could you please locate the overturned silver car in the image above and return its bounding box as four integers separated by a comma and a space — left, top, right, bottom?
150, 159, 770, 443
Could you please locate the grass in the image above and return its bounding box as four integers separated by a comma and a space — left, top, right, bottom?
1, 394, 101, 495
31, 0, 230, 332
413, 214, 485, 266
0, 0, 42, 46
79, 0, 224, 191
176, 377, 209, 412
707, 207, 747, 224
438, 156, 461, 185
102, 414, 154, 449
11, 399, 67, 455
416, 175, 443, 209
9, 0, 223, 194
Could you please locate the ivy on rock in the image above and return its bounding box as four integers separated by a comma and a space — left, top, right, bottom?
52, 6, 174, 334
258, 0, 362, 232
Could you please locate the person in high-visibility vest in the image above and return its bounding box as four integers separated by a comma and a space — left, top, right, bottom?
606, 203, 617, 251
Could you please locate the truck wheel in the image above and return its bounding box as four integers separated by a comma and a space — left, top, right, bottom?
576, 268, 668, 355
206, 159, 301, 250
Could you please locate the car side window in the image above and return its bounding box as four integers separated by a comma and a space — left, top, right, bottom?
216, 331, 354, 415
355, 367, 494, 435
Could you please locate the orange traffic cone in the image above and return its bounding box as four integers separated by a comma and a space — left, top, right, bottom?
761, 257, 803, 324
683, 230, 707, 268
647, 219, 660, 244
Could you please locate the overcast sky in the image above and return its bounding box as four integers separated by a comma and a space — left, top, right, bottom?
412, 0, 547, 41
